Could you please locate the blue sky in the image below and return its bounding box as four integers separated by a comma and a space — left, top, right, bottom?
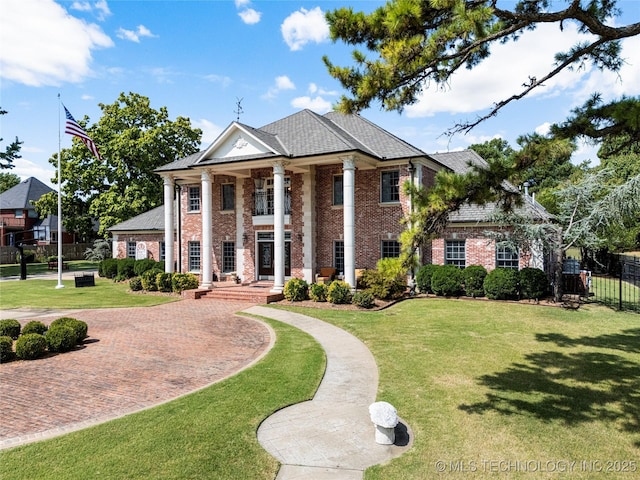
1, 0, 639, 188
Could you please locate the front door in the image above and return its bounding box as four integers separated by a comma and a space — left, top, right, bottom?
258, 241, 291, 278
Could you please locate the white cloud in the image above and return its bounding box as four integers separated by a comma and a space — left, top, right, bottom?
203, 74, 232, 88
281, 7, 329, 51
263, 75, 296, 99
192, 119, 224, 146
71, 0, 111, 21
117, 25, 157, 43
234, 0, 251, 7
0, 0, 114, 87
239, 8, 261, 25
405, 22, 602, 118
12, 157, 56, 188
81, 94, 95, 101
291, 96, 332, 113
534, 122, 551, 136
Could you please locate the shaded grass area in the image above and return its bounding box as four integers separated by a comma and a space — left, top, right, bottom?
0, 319, 325, 480
588, 275, 640, 313
0, 278, 177, 309
277, 299, 640, 480
0, 261, 99, 278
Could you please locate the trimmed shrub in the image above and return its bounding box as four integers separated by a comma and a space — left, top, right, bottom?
141, 268, 163, 291
352, 290, 375, 309
309, 283, 328, 302
172, 273, 199, 293
284, 278, 309, 302
484, 268, 520, 300
22, 320, 48, 336
0, 319, 21, 339
117, 258, 136, 280
15, 333, 47, 360
462, 265, 488, 298
129, 276, 143, 291
0, 336, 14, 362
46, 325, 76, 353
156, 273, 174, 293
327, 280, 352, 304
134, 258, 160, 276
416, 264, 440, 294
99, 258, 118, 279
50, 317, 88, 344
431, 265, 464, 296
519, 267, 549, 300
359, 266, 406, 300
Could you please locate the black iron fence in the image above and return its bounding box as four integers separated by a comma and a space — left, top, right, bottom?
570, 254, 640, 313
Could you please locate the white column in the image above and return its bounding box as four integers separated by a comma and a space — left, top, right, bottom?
343, 156, 356, 289
200, 169, 213, 288
271, 161, 285, 293
162, 175, 174, 273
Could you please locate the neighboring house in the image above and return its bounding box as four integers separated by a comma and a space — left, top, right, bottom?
0, 177, 74, 247
109, 109, 550, 292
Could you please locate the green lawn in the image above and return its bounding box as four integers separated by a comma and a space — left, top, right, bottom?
0, 278, 177, 309
1, 298, 638, 480
278, 299, 640, 479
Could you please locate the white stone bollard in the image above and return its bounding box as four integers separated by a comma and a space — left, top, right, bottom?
369, 401, 398, 445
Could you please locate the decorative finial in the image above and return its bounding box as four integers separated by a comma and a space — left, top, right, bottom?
234, 97, 244, 122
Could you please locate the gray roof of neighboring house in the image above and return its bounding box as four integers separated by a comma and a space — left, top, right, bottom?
37, 215, 67, 233
108, 205, 165, 232
156, 109, 433, 172
429, 150, 551, 223
0, 177, 53, 210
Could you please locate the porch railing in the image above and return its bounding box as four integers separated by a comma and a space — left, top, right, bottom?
252, 190, 291, 216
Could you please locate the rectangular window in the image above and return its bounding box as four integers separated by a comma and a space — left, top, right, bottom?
333, 175, 343, 206
188, 186, 200, 212
381, 240, 401, 258
188, 241, 201, 272
381, 170, 400, 203
127, 241, 136, 259
222, 241, 235, 273
28, 210, 38, 218
496, 243, 519, 269
334, 240, 344, 273
445, 240, 466, 268
159, 241, 166, 262
14, 209, 23, 218
221, 183, 235, 211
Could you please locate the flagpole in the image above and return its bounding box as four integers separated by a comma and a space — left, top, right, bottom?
56, 94, 64, 289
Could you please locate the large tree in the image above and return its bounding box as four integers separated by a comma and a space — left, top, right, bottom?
0, 172, 20, 193
0, 108, 22, 169
35, 93, 201, 237
324, 0, 640, 134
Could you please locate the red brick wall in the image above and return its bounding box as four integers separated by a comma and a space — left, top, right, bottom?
113, 233, 165, 261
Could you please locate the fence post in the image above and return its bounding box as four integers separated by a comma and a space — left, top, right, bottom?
619, 259, 623, 311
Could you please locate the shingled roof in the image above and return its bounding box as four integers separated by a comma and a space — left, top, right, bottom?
0, 177, 53, 210
108, 205, 166, 232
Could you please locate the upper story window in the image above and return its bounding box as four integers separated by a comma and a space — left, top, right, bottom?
14, 209, 23, 218
221, 183, 235, 211
496, 243, 519, 269
445, 240, 466, 268
188, 186, 200, 212
381, 170, 400, 203
333, 175, 343, 206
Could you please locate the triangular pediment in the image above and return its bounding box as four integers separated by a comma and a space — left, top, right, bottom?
196, 123, 280, 163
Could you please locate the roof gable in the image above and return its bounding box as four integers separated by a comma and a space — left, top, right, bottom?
0, 177, 53, 210
197, 123, 283, 165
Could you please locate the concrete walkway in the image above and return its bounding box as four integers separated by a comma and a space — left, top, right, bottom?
245, 306, 411, 480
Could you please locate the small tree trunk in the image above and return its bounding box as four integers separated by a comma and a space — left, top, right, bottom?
554, 229, 564, 302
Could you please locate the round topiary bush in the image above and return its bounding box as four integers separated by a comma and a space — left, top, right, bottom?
50, 317, 88, 344
484, 268, 520, 300
129, 276, 143, 291
171, 273, 199, 293
352, 290, 375, 309
22, 320, 48, 336
327, 280, 352, 304
309, 282, 328, 302
141, 268, 163, 291
519, 267, 549, 301
134, 258, 160, 276
156, 272, 174, 293
46, 325, 77, 353
416, 264, 440, 294
283, 278, 309, 302
462, 265, 488, 298
0, 335, 14, 362
15, 333, 47, 360
0, 319, 21, 339
99, 258, 118, 279
431, 265, 464, 296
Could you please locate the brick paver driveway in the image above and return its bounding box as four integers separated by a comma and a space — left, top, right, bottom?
0, 299, 270, 449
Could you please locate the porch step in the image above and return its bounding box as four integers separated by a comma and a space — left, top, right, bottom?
190, 283, 284, 304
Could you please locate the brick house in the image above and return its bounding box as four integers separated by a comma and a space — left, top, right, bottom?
109, 109, 549, 292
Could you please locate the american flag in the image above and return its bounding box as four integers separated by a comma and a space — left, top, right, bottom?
63, 106, 102, 161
